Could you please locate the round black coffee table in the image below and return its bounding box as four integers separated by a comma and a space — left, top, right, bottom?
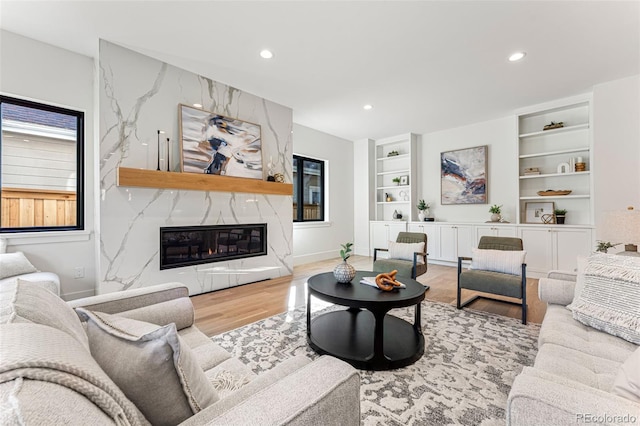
306, 270, 426, 370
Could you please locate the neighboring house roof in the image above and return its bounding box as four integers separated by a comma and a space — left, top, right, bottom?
2, 103, 76, 130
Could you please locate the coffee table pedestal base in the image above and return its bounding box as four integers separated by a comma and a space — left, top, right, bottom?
308, 309, 424, 371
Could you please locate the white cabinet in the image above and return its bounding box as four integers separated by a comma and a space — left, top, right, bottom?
374, 134, 417, 221
519, 226, 592, 275
408, 222, 439, 260
517, 96, 593, 226
475, 225, 517, 244
370, 221, 407, 256
438, 224, 473, 262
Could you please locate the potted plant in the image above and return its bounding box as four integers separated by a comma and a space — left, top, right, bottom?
595, 240, 621, 253
333, 242, 356, 283
416, 199, 430, 221
489, 204, 502, 222
392, 177, 401, 186
554, 208, 567, 224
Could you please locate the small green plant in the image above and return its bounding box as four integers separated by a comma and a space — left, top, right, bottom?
595, 240, 621, 253
387, 150, 399, 157
489, 204, 502, 214
416, 199, 429, 211
339, 242, 353, 261
554, 209, 567, 215
392, 177, 401, 184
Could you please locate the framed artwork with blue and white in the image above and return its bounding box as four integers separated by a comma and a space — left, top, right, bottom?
440, 145, 487, 205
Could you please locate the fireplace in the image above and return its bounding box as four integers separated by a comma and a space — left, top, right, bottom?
160, 224, 267, 270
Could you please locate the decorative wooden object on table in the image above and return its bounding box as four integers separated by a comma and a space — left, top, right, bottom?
116, 167, 292, 196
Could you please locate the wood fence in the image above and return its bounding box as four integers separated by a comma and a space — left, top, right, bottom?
1, 188, 76, 228
293, 203, 320, 220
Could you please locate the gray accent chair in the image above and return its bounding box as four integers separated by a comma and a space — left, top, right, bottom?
373, 232, 428, 281
457, 236, 527, 324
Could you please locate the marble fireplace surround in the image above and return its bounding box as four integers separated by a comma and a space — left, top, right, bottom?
99, 40, 294, 296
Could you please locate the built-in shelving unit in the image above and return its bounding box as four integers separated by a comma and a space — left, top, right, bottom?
516, 96, 593, 226
116, 167, 293, 196
374, 134, 417, 221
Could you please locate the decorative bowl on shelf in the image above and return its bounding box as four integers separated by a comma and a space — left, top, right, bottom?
537, 190, 572, 196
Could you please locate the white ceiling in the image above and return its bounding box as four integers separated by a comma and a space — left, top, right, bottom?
1, 1, 638, 141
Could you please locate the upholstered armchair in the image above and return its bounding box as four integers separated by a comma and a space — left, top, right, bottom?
373, 232, 428, 281
457, 236, 527, 324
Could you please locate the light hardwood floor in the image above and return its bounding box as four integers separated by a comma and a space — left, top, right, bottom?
191, 255, 547, 337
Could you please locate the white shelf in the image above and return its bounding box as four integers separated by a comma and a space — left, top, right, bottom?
376, 169, 410, 176
519, 147, 590, 159
374, 134, 417, 221
378, 184, 411, 190
520, 195, 590, 200
520, 171, 590, 179
519, 123, 589, 138
377, 154, 410, 161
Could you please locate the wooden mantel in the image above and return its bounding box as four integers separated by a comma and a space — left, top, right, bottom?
116, 167, 293, 196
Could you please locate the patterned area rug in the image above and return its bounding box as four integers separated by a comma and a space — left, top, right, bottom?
211, 300, 540, 425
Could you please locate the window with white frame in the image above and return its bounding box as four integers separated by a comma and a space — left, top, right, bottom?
0, 95, 84, 232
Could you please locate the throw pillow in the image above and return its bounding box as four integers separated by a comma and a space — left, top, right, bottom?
571, 253, 640, 344
76, 308, 219, 425
0, 252, 38, 280
611, 346, 640, 403
17, 277, 59, 295
388, 241, 425, 264
470, 248, 526, 276
0, 280, 89, 351
0, 238, 6, 253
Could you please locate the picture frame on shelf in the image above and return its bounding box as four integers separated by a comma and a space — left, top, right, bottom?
525, 201, 555, 224
179, 104, 263, 180
400, 175, 409, 185
441, 145, 487, 205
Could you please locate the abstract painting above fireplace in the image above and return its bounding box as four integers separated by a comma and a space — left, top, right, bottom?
160, 224, 267, 270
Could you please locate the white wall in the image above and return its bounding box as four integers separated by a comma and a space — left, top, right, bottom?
0, 30, 97, 300
353, 138, 374, 256
418, 116, 518, 223
593, 75, 640, 246
292, 124, 354, 265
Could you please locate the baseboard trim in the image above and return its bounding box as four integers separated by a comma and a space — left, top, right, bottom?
62, 288, 96, 301
293, 250, 337, 266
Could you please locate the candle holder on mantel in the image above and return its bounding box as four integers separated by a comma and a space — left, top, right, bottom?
156, 130, 166, 171
166, 137, 171, 172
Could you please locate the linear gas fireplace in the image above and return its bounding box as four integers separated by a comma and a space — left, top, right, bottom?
160, 224, 267, 270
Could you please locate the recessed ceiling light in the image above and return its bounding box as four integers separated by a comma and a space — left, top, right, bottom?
260, 49, 274, 59
193, 103, 202, 108
363, 104, 373, 110
508, 52, 526, 62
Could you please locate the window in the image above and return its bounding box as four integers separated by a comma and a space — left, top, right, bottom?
1, 95, 84, 232
293, 155, 325, 222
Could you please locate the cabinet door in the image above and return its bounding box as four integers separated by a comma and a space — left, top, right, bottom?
475, 225, 497, 242
456, 225, 474, 259
519, 228, 554, 274
555, 228, 592, 272
388, 222, 407, 243
370, 222, 390, 254
408, 223, 439, 260
439, 225, 457, 262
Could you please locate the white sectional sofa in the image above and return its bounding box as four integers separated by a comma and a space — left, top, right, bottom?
0, 280, 361, 425
507, 255, 640, 425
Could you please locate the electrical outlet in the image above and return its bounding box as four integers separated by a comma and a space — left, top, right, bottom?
74, 267, 85, 279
